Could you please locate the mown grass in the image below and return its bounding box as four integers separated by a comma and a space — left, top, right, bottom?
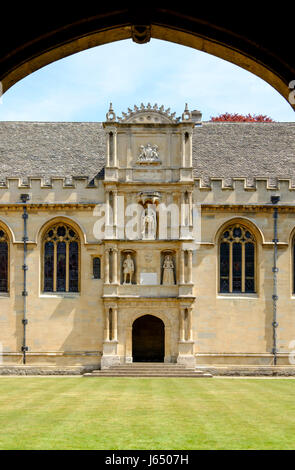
0, 377, 294, 449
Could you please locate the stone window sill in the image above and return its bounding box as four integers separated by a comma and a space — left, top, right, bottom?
113, 284, 179, 287
0, 292, 9, 298
40, 292, 80, 299
217, 293, 258, 300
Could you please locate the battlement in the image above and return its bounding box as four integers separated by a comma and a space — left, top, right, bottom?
195, 177, 295, 191
0, 176, 101, 189
0, 176, 294, 206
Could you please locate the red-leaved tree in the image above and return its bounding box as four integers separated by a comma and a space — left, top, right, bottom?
210, 113, 274, 122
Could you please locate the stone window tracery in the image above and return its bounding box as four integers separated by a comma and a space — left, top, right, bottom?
0, 229, 8, 293
219, 223, 256, 294
43, 223, 80, 293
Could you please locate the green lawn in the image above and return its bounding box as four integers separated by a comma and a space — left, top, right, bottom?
0, 377, 295, 450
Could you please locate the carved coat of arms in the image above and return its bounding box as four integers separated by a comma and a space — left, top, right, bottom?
137, 144, 161, 164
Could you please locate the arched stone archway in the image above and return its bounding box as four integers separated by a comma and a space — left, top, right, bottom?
0, 7, 294, 108
132, 315, 165, 362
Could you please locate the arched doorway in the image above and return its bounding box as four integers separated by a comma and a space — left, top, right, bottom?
132, 315, 165, 362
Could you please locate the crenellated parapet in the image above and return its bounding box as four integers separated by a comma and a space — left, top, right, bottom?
1, 175, 294, 192
0, 176, 101, 189
0, 176, 105, 206
194, 177, 295, 207
0, 176, 295, 207
195, 177, 295, 191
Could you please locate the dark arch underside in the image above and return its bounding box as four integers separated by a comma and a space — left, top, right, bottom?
0, 7, 294, 109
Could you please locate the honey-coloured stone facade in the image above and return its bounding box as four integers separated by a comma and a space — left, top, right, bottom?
0, 104, 295, 371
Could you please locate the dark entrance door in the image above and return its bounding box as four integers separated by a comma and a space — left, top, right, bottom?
132, 315, 165, 362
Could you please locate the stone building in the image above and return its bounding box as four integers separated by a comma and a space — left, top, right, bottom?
0, 103, 295, 373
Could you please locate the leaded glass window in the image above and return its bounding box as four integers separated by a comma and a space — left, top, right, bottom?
219, 224, 256, 294
93, 257, 101, 279
44, 241, 54, 292
0, 230, 8, 293
69, 242, 79, 291
43, 223, 80, 292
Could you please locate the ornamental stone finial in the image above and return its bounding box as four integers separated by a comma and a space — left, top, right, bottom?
182, 103, 192, 122
106, 102, 116, 122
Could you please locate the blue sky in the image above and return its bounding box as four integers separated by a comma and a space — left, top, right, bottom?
0, 38, 294, 122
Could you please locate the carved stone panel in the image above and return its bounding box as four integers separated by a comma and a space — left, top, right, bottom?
136, 144, 161, 165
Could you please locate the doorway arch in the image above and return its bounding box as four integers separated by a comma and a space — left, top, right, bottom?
132, 315, 165, 362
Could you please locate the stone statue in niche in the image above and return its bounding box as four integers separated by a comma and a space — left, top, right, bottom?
123, 254, 134, 284
141, 207, 157, 239
162, 255, 175, 285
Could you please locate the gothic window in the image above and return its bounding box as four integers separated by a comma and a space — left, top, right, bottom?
93, 257, 101, 279
0, 229, 8, 293
43, 223, 80, 293
219, 224, 256, 294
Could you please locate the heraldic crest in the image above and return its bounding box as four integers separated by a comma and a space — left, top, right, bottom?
136, 143, 161, 165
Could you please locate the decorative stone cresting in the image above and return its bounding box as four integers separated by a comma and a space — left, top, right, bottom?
117, 103, 181, 124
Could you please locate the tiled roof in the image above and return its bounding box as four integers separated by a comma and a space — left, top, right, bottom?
0, 122, 105, 181
0, 121, 294, 180
192, 122, 295, 180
